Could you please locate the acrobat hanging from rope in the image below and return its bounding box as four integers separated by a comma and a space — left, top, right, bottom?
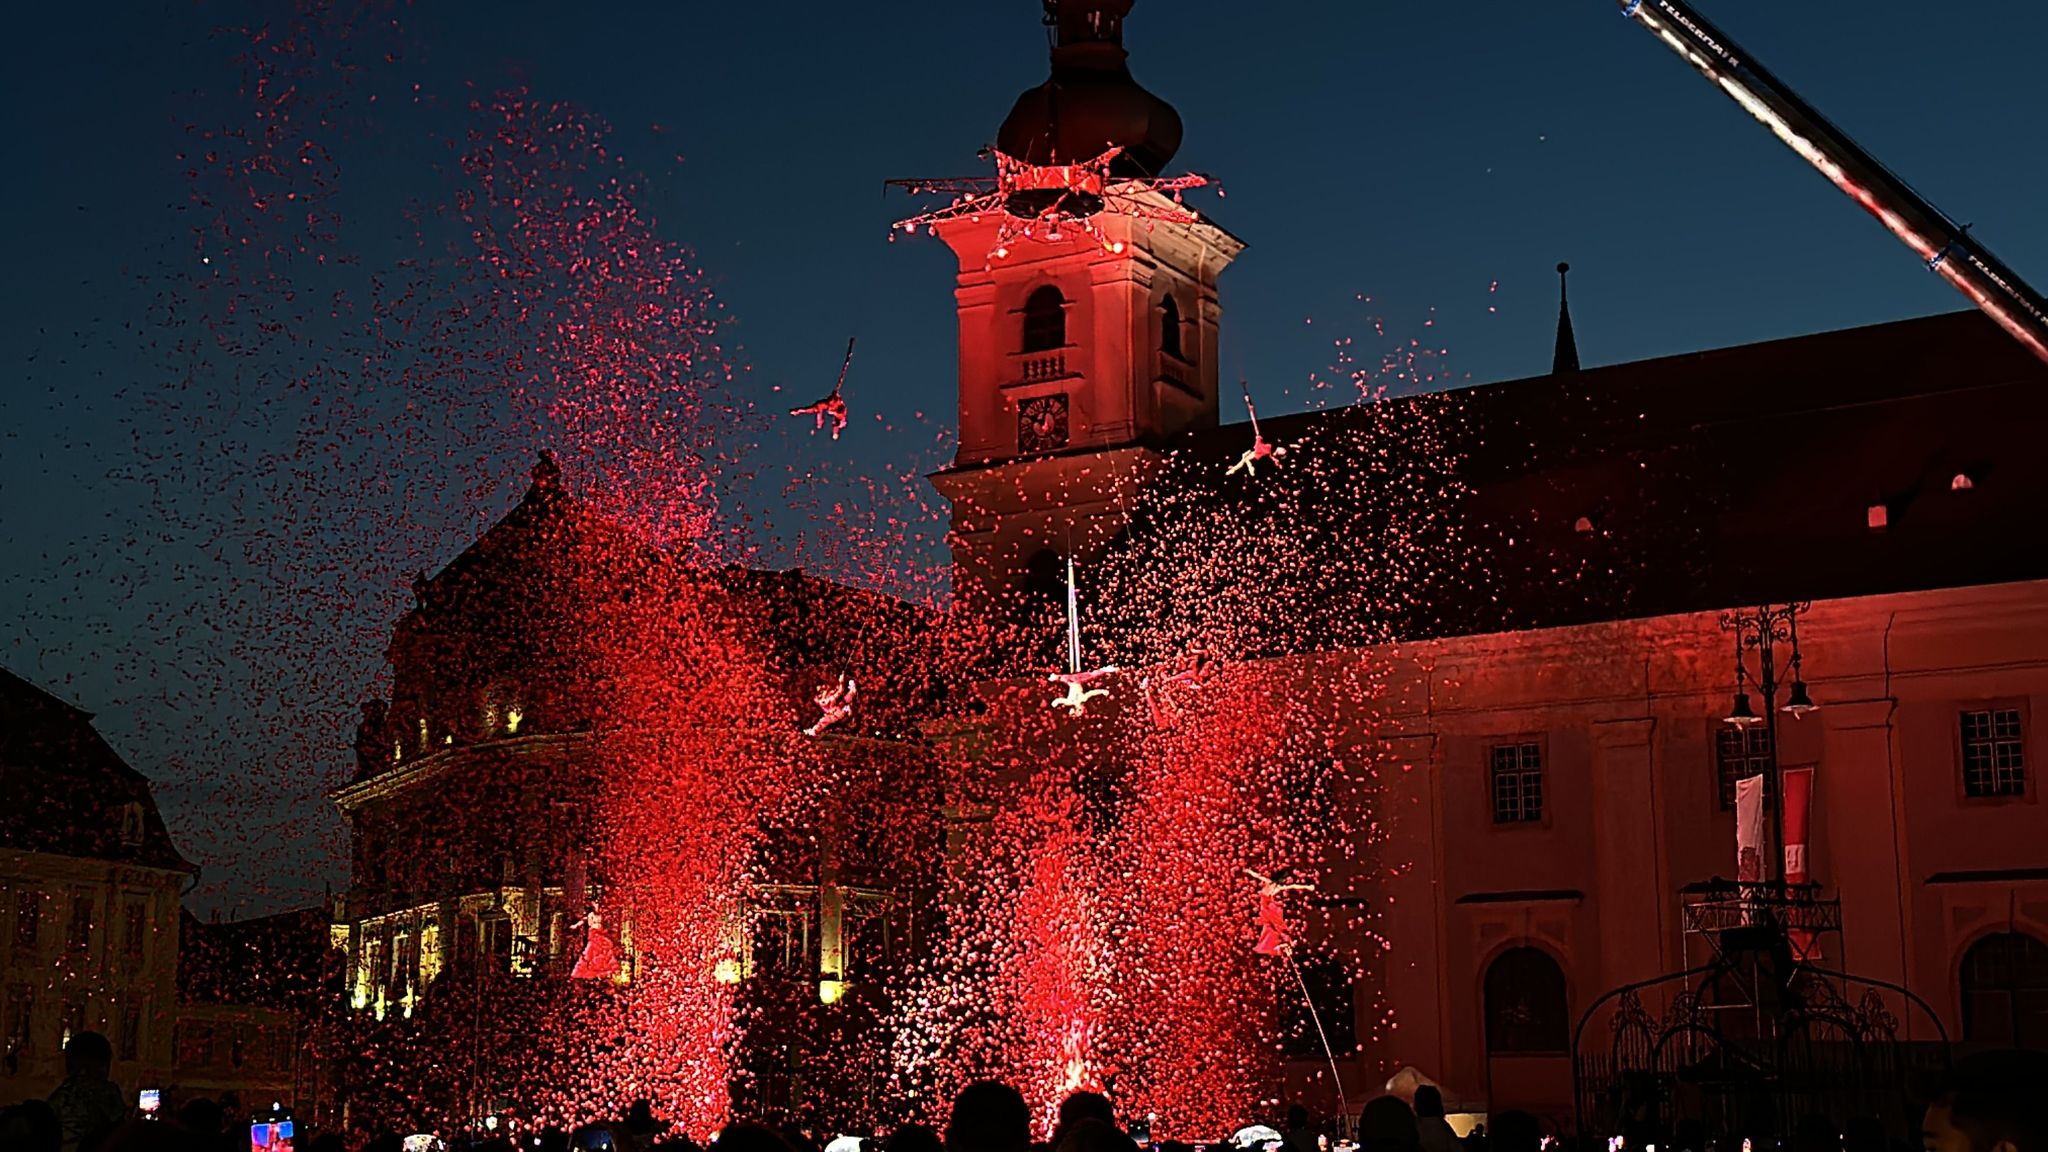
1049, 555, 1119, 714
1246, 868, 1314, 956
1139, 650, 1218, 727
1247, 865, 1355, 1129
790, 336, 855, 440
803, 675, 856, 737
1226, 378, 1285, 477
570, 907, 621, 981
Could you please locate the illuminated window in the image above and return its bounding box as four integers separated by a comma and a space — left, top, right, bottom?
392, 932, 416, 994
1960, 931, 2048, 1048
453, 915, 478, 977
482, 914, 514, 974
1484, 946, 1568, 1055
365, 935, 389, 999
1961, 708, 2026, 797
1159, 294, 1184, 360
750, 903, 819, 976
1023, 286, 1066, 353
842, 894, 898, 983
1715, 725, 1772, 810
1490, 742, 1544, 824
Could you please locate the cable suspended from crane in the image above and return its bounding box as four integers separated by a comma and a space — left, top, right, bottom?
1616, 0, 2048, 366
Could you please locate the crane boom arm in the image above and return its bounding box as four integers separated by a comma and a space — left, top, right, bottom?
1618, 0, 2048, 365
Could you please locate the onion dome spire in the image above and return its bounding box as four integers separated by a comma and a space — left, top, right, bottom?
997, 0, 1184, 177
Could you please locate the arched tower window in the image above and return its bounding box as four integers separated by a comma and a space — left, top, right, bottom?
1485, 945, 1569, 1055
1159, 294, 1184, 360
1960, 931, 2048, 1049
1023, 286, 1066, 353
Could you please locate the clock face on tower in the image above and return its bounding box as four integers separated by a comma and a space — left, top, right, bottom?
1018, 392, 1070, 455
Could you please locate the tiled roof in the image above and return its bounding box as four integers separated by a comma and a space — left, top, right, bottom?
0, 667, 195, 872
354, 466, 948, 782
1086, 310, 2048, 656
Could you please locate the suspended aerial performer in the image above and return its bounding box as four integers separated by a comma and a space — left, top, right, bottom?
1227, 378, 1285, 477
1139, 651, 1217, 726
1246, 868, 1314, 957
790, 336, 855, 440
1251, 864, 1356, 1126
1049, 555, 1117, 715
570, 908, 621, 980
803, 675, 856, 737
1050, 665, 1120, 714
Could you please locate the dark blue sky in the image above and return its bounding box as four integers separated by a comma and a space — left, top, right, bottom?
6, 1, 2045, 912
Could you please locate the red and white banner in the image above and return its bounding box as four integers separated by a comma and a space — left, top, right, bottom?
1782, 767, 1814, 887
1782, 766, 1820, 960
1735, 774, 1765, 884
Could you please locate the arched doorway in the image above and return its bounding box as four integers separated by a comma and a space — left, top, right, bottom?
1485, 945, 1571, 1114
1960, 931, 2048, 1049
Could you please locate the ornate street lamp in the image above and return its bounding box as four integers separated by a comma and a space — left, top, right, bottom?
1718, 603, 1819, 885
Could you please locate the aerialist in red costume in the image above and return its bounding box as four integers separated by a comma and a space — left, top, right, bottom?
790, 337, 856, 440
1246, 868, 1313, 957
570, 908, 620, 981
1227, 433, 1284, 477
1227, 379, 1285, 477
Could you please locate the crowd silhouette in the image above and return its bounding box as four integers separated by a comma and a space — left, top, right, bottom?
3, 1033, 2042, 1152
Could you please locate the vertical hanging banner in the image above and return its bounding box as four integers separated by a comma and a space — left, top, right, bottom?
1782, 767, 1819, 960
1782, 768, 1814, 885
1734, 774, 1765, 884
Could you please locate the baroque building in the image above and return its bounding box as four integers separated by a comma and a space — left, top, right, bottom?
923, 0, 2048, 1133
329, 456, 948, 1130
327, 0, 2048, 1137
0, 668, 191, 1108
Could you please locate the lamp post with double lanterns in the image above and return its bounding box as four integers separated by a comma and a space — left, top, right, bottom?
1720, 602, 1819, 887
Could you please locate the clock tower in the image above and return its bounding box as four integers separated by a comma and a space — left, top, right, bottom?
925, 0, 1245, 619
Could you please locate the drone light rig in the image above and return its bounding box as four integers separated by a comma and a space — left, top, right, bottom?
1617, 0, 2048, 367
887, 145, 1218, 262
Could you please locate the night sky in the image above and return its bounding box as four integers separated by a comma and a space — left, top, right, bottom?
5, 0, 2045, 915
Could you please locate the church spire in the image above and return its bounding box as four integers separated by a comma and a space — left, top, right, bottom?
1552, 261, 1581, 375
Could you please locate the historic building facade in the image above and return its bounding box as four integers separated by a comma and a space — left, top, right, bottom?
323, 0, 2048, 1134
921, 0, 2048, 1131
0, 668, 192, 1108
328, 457, 949, 1129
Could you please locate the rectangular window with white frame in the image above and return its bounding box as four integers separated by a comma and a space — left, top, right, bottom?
1716, 725, 1773, 810
1960, 707, 2027, 798
1490, 741, 1545, 824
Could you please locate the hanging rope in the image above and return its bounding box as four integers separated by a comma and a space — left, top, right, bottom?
1286, 946, 1353, 1136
